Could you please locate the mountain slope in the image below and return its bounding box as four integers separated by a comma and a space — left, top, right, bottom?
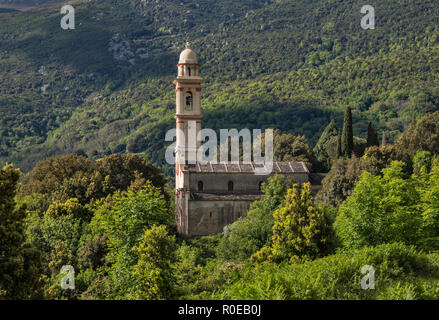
1, 0, 439, 175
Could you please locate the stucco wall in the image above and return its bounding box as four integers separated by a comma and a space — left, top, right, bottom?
187, 200, 253, 236
189, 172, 309, 193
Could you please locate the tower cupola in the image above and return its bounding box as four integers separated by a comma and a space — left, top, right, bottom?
177, 42, 199, 77
179, 42, 198, 64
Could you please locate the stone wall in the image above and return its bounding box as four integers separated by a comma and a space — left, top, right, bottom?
187, 200, 253, 236
189, 172, 309, 194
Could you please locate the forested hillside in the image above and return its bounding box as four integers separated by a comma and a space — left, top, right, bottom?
1, 0, 439, 176
1, 1, 439, 301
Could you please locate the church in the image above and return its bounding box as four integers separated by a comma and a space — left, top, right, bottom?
174, 44, 314, 236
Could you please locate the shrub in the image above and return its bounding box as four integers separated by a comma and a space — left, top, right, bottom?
209, 243, 439, 300
217, 175, 290, 262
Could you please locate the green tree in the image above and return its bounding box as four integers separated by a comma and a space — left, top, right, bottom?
79, 235, 109, 270
313, 120, 340, 171
255, 183, 329, 264
0, 164, 43, 299
335, 161, 423, 249
133, 225, 176, 300
19, 153, 168, 207
89, 183, 173, 298
46, 198, 91, 221
341, 106, 353, 157
317, 146, 396, 207
316, 156, 362, 207
95, 153, 168, 202
361, 146, 396, 176
395, 111, 439, 169
19, 154, 96, 205
336, 133, 342, 159
26, 210, 85, 270
366, 122, 379, 147
412, 151, 433, 176
45, 241, 75, 300
273, 130, 320, 172
217, 175, 291, 262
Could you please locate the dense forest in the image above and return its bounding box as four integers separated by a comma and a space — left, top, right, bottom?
1, 0, 439, 177
1, 110, 439, 299
1, 0, 439, 300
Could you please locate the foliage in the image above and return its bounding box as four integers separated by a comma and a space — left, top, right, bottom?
317, 145, 396, 207
79, 235, 109, 270
316, 156, 363, 207
19, 154, 96, 205
88, 183, 172, 298
25, 210, 85, 270
1, 0, 439, 301
19, 153, 167, 207
253, 183, 330, 264
394, 111, 439, 169
335, 159, 439, 251
46, 198, 91, 221
313, 120, 340, 171
2, 1, 439, 178
132, 225, 177, 300
0, 164, 43, 299
217, 175, 291, 262
207, 243, 439, 300
341, 106, 354, 158
273, 130, 320, 172
367, 122, 379, 148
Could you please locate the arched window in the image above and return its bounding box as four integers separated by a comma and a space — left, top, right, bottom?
185, 91, 193, 110
198, 181, 203, 192
228, 181, 234, 192
188, 67, 191, 76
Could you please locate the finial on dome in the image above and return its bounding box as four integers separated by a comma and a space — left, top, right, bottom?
186, 41, 191, 49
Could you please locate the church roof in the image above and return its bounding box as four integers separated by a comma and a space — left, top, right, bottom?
185, 161, 309, 174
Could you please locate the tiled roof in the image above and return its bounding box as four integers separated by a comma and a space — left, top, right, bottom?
185, 161, 309, 174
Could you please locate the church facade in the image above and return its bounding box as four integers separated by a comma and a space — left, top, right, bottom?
174, 44, 312, 236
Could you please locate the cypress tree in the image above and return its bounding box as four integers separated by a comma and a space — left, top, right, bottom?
336, 133, 342, 159
366, 122, 379, 147
313, 120, 340, 170
341, 106, 353, 157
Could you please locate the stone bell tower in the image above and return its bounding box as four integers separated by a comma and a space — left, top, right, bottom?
174, 43, 203, 187
174, 43, 203, 234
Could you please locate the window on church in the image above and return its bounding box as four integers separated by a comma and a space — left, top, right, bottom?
228, 181, 234, 192
198, 181, 203, 192
188, 67, 191, 76
185, 92, 193, 110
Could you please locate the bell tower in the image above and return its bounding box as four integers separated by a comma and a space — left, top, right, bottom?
174, 43, 203, 234
174, 42, 203, 169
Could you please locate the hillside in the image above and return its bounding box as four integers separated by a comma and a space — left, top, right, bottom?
1, 0, 439, 176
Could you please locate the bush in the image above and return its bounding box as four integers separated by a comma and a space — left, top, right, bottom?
132, 225, 177, 300
217, 175, 290, 262
256, 183, 330, 264
335, 159, 439, 251
208, 243, 439, 300
87, 183, 173, 298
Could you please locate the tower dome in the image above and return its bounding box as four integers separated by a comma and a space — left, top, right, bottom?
179, 42, 197, 64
